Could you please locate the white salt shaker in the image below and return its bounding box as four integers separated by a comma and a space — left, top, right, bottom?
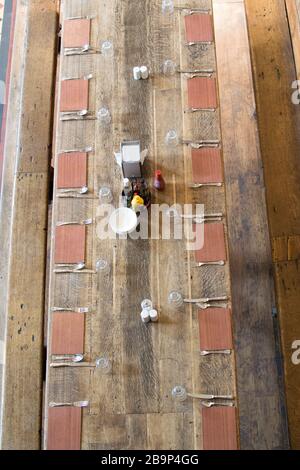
149, 309, 159, 322
140, 66, 149, 80
133, 67, 142, 80
141, 310, 151, 323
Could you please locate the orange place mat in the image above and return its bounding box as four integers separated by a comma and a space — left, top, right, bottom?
195, 223, 227, 262
199, 308, 233, 351
51, 313, 85, 355
63, 19, 91, 48
187, 77, 217, 109
185, 14, 214, 43
55, 225, 86, 264
192, 148, 223, 183
47, 407, 82, 450
202, 407, 238, 450
60, 79, 89, 112
57, 152, 87, 189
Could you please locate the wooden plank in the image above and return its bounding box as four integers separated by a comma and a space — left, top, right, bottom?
286, 0, 300, 79
213, 0, 289, 449
0, 0, 57, 449
246, 0, 300, 449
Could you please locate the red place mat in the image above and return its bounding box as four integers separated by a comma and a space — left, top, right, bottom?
195, 223, 227, 262
55, 225, 86, 264
185, 14, 214, 43
51, 313, 85, 355
192, 148, 223, 183
60, 79, 89, 112
187, 77, 217, 109
57, 152, 87, 189
199, 308, 233, 350
63, 19, 91, 48
47, 407, 82, 450
202, 407, 238, 450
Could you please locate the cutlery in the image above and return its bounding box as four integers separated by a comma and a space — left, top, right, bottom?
189, 183, 222, 188
52, 354, 84, 363
51, 307, 91, 313
184, 296, 228, 304
201, 401, 235, 408
197, 302, 228, 310
56, 218, 94, 227
49, 401, 89, 408
200, 350, 232, 356
57, 186, 88, 195
193, 261, 225, 267
59, 146, 93, 154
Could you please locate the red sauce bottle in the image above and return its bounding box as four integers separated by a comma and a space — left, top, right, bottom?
153, 170, 165, 191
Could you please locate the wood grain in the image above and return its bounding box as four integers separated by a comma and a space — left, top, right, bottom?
246, 0, 300, 449
214, 0, 289, 450
44, 0, 238, 450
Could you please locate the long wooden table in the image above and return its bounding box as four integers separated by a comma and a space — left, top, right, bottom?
45, 0, 237, 450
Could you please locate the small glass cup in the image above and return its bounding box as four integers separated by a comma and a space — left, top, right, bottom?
163, 59, 176, 76
168, 291, 184, 309
172, 385, 187, 402
165, 129, 179, 147
101, 40, 113, 57
95, 357, 112, 374
99, 186, 113, 204
97, 107, 111, 125
162, 0, 174, 14
141, 299, 153, 311
96, 259, 110, 274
